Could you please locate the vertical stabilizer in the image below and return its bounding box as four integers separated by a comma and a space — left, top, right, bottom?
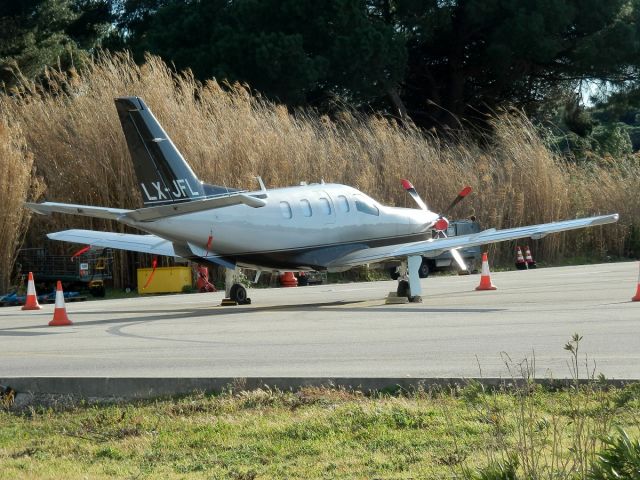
115, 96, 205, 206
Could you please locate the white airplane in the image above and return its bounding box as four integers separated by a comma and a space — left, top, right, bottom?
26, 97, 619, 304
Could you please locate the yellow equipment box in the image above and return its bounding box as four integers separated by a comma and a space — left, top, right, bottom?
137, 266, 192, 294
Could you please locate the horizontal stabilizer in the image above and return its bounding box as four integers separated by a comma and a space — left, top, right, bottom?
124, 193, 267, 222
47, 230, 178, 257
26, 202, 131, 221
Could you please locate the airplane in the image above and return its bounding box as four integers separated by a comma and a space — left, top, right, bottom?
26, 97, 619, 305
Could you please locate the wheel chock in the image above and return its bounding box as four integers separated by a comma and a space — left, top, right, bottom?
221, 298, 238, 306
385, 292, 409, 305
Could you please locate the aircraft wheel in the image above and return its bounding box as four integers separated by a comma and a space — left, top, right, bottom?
418, 259, 430, 278
230, 284, 248, 304
467, 259, 479, 274
396, 280, 410, 298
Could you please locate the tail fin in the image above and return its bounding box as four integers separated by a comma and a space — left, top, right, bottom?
115, 96, 234, 206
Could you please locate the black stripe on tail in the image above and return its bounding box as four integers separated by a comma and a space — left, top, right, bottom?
115, 96, 235, 206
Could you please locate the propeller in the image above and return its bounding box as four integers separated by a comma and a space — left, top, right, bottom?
401, 179, 428, 210
432, 185, 473, 239
450, 248, 467, 271
401, 180, 473, 271
401, 180, 472, 222
443, 186, 473, 217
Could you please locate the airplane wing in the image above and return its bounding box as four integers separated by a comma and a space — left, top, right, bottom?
47, 230, 178, 257
328, 214, 619, 267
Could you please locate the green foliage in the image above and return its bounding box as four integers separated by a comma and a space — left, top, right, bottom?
0, 0, 112, 91
588, 428, 640, 480
614, 383, 640, 409
108, 0, 640, 128
464, 456, 519, 480
395, 0, 640, 126
132, 0, 406, 107
592, 123, 634, 158
545, 98, 639, 161
461, 379, 486, 405
2, 383, 638, 479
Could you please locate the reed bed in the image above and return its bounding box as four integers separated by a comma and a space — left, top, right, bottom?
0, 52, 637, 288
0, 116, 43, 292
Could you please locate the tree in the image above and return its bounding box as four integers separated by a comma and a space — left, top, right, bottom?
0, 0, 112, 91
125, 0, 407, 110
383, 0, 640, 127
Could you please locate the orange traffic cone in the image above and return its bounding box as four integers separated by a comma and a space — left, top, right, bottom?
280, 271, 298, 287
21, 272, 42, 310
49, 281, 72, 326
515, 246, 527, 270
524, 246, 537, 269
475, 252, 497, 291
632, 263, 640, 302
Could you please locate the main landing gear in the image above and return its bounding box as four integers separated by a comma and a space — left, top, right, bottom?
222, 268, 251, 306
386, 256, 423, 304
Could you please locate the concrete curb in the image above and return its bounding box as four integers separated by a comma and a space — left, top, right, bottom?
1, 377, 638, 401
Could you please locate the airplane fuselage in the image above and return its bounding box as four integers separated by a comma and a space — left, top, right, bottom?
131, 183, 439, 270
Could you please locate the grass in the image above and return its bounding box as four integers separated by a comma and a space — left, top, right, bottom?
0, 52, 639, 290
0, 383, 638, 479
1, 335, 638, 479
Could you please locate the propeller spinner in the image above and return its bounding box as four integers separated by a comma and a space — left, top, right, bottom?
401, 179, 473, 270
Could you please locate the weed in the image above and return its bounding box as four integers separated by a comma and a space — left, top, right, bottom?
587, 427, 640, 480
456, 334, 631, 480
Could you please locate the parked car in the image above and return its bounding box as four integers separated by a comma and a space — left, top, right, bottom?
296, 271, 327, 286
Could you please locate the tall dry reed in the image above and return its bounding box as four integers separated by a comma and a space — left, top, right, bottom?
0, 116, 43, 292
0, 52, 636, 287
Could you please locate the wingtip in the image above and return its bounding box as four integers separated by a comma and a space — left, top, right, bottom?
24, 202, 49, 216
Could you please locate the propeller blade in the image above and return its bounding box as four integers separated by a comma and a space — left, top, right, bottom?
401, 179, 428, 210
450, 248, 467, 271
443, 186, 472, 216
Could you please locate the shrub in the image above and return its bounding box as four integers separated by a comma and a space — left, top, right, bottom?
588, 427, 640, 480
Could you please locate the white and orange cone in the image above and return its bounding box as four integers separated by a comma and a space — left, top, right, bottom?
632, 263, 640, 302
49, 281, 72, 326
524, 246, 537, 269
22, 272, 42, 310
515, 246, 527, 270
475, 252, 497, 291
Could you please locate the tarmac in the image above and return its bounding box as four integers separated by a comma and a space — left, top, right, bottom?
1, 262, 639, 398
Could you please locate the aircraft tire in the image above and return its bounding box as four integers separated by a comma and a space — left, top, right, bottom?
418, 260, 430, 279
396, 280, 410, 298
389, 268, 400, 280
230, 284, 248, 304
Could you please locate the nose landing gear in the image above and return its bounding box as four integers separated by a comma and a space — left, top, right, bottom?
387, 256, 423, 304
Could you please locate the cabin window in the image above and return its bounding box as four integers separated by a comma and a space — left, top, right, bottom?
319, 197, 332, 215
300, 199, 312, 217
280, 201, 292, 219
337, 195, 350, 212
355, 197, 379, 216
